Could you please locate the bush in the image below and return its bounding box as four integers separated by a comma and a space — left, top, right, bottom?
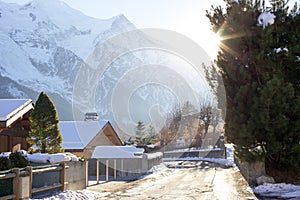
0, 157, 11, 171
9, 152, 29, 168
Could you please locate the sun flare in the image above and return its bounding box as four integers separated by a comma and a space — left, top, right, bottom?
202, 32, 222, 59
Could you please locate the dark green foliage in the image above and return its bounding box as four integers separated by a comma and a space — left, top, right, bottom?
27, 92, 63, 153
0, 153, 30, 171
9, 152, 29, 169
206, 0, 300, 171
0, 157, 11, 171
135, 120, 146, 145
203, 63, 226, 120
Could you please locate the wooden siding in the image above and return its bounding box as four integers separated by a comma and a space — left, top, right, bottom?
0, 110, 32, 153
0, 134, 30, 153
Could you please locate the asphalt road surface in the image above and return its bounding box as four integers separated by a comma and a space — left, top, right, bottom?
87, 161, 258, 200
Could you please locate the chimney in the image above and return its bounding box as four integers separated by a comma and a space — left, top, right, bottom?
84, 112, 98, 121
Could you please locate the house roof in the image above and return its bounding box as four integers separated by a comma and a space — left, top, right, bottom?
0, 99, 33, 127
91, 146, 144, 159
59, 120, 110, 150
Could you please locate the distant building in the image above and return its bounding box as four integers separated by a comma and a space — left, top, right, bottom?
59, 120, 123, 158
0, 99, 34, 153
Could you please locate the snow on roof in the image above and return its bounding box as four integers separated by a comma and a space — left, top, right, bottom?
59, 120, 108, 150
91, 146, 144, 159
0, 99, 33, 121
0, 99, 33, 127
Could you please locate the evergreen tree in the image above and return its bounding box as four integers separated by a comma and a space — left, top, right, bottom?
203, 63, 226, 120
147, 124, 157, 141
135, 120, 146, 145
206, 0, 300, 172
27, 92, 63, 153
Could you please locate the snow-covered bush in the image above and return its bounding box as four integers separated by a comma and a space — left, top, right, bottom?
0, 150, 81, 169
27, 152, 80, 164
0, 152, 11, 158
9, 152, 29, 168
27, 153, 49, 164
0, 151, 29, 171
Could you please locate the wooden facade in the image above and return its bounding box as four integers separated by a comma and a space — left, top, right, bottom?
59, 120, 123, 158
0, 99, 33, 153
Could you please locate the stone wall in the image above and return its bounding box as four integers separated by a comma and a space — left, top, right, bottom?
235, 158, 266, 185
65, 161, 87, 190
142, 152, 163, 172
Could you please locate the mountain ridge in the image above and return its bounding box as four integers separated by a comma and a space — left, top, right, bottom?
0, 0, 211, 136
0, 0, 136, 121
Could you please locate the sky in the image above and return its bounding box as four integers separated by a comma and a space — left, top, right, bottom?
2, 0, 299, 59
2, 0, 225, 59
59, 0, 225, 59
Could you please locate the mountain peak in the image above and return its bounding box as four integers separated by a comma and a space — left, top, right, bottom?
0, 0, 142, 123
111, 14, 136, 31
22, 0, 90, 28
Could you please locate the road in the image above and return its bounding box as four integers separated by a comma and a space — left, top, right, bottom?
87, 161, 258, 200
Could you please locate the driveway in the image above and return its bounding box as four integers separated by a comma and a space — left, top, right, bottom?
87, 161, 258, 200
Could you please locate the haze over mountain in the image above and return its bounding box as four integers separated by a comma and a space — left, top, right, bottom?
0, 0, 212, 135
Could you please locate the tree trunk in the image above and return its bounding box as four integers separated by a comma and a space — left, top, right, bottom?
41, 141, 46, 153
204, 124, 209, 136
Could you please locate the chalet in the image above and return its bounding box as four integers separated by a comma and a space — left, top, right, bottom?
59, 120, 123, 158
0, 99, 34, 153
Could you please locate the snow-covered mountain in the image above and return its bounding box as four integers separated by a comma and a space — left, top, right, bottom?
0, 0, 211, 135
0, 0, 135, 118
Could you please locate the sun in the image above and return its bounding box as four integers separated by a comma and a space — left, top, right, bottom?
169, 10, 223, 60
202, 31, 222, 59
212, 33, 222, 46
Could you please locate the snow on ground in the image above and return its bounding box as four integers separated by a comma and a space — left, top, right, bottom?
30, 190, 103, 200
27, 145, 300, 199
226, 143, 300, 199
225, 143, 234, 162
253, 183, 300, 199
31, 163, 168, 200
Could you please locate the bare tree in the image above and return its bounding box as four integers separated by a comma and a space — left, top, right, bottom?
210, 107, 221, 133
199, 98, 214, 137
160, 104, 181, 145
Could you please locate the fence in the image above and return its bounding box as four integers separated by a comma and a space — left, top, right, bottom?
88, 152, 163, 184
0, 168, 22, 200
0, 154, 162, 198
0, 161, 87, 199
